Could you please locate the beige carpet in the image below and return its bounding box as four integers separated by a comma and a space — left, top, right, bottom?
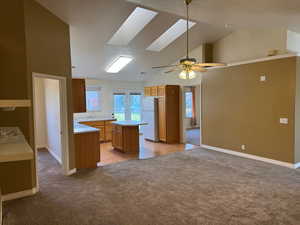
3, 149, 300, 225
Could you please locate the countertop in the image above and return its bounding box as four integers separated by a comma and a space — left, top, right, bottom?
0, 127, 34, 163
75, 117, 116, 123
112, 121, 148, 127
73, 123, 100, 134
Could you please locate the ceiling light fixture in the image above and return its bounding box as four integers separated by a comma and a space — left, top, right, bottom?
106, 56, 133, 73
152, 0, 226, 80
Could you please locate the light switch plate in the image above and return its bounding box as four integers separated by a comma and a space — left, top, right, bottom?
280, 118, 288, 124
260, 75, 266, 82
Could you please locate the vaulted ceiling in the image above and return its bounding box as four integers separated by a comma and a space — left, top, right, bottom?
128, 0, 300, 31
36, 0, 231, 81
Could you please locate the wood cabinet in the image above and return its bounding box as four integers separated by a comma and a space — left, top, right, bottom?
105, 121, 113, 141
80, 119, 116, 142
158, 85, 180, 144
74, 131, 100, 169
144, 87, 151, 96
150, 86, 158, 96
72, 79, 86, 113
157, 85, 165, 96
112, 124, 139, 153
144, 85, 166, 97
158, 97, 166, 142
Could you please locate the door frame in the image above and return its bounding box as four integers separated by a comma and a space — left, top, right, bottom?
32, 72, 70, 189
181, 84, 202, 145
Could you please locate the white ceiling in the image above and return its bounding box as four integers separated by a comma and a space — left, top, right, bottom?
36, 0, 231, 81
127, 0, 300, 31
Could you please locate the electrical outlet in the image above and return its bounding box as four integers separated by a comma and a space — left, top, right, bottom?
280, 118, 288, 124
241, 145, 246, 151
260, 75, 266, 82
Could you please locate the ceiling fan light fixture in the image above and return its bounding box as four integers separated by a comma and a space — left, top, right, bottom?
179, 69, 196, 80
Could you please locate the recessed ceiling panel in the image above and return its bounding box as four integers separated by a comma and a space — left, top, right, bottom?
108, 7, 158, 46
146, 19, 196, 52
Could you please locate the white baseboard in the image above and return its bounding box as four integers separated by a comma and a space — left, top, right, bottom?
36, 145, 47, 150
46, 147, 62, 164
294, 162, 300, 169
201, 144, 297, 169
2, 188, 37, 202
66, 168, 77, 176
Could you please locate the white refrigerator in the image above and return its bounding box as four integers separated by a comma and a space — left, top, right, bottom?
141, 97, 159, 142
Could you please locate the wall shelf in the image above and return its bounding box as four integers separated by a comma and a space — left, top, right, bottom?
0, 100, 31, 108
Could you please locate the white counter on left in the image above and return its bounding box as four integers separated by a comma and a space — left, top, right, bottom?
0, 127, 34, 163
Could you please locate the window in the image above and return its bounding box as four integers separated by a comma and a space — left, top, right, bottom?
86, 86, 101, 112
130, 93, 142, 121
185, 92, 193, 118
113, 92, 142, 121
113, 93, 126, 121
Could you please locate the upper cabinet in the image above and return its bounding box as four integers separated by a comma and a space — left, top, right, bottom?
72, 79, 86, 113
144, 85, 165, 97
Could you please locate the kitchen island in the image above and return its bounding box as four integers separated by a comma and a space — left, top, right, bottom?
112, 121, 147, 153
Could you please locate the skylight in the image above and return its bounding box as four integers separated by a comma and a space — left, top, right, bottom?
106, 56, 133, 73
108, 7, 158, 46
146, 19, 196, 52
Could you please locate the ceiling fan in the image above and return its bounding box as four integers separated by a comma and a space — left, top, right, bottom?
152, 0, 226, 79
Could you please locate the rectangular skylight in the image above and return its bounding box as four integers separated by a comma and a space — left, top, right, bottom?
146, 19, 196, 52
108, 7, 158, 46
106, 56, 133, 73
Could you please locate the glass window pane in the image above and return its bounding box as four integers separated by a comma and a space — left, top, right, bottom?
114, 94, 126, 121
130, 94, 141, 121
185, 92, 193, 118
86, 90, 101, 112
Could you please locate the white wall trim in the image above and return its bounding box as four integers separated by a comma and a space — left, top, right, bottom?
201, 144, 297, 169
2, 188, 37, 202
66, 168, 77, 176
294, 162, 300, 169
32, 73, 71, 191
208, 53, 297, 70
46, 147, 62, 164
36, 145, 47, 150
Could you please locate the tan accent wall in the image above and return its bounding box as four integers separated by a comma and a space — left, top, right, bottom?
0, 0, 33, 195
295, 57, 300, 163
23, 0, 74, 169
213, 29, 288, 63
0, 0, 73, 195
202, 57, 296, 163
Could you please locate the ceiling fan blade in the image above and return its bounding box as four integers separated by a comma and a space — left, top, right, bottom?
191, 66, 207, 72
152, 65, 179, 69
165, 68, 180, 73
194, 63, 226, 67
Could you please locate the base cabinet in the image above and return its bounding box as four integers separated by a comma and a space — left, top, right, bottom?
75, 131, 100, 169
112, 125, 139, 153
80, 119, 116, 142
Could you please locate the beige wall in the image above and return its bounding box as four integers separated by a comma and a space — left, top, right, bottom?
295, 57, 300, 163
0, 0, 73, 195
213, 29, 288, 63
202, 57, 296, 163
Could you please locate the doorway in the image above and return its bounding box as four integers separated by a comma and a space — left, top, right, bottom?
32, 73, 70, 182
183, 85, 201, 146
